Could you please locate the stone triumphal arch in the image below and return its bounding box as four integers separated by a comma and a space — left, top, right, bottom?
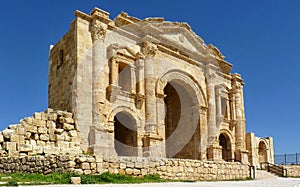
48, 7, 274, 166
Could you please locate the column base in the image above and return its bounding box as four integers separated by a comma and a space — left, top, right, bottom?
235, 149, 249, 164
207, 144, 223, 161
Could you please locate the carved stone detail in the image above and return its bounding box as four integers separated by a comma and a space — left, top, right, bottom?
90, 20, 107, 42
141, 42, 157, 57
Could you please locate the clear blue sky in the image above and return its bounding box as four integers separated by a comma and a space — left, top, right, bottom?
0, 1, 299, 155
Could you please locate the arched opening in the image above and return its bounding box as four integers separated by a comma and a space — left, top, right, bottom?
219, 133, 232, 161
114, 112, 138, 156
258, 141, 268, 164
164, 80, 200, 159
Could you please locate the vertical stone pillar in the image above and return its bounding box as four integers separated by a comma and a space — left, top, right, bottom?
136, 58, 145, 96
232, 73, 248, 164
141, 41, 164, 157
207, 81, 217, 144
110, 58, 119, 86
130, 65, 136, 94
199, 106, 208, 160
142, 42, 157, 134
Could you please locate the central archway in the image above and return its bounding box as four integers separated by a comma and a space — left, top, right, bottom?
164, 80, 200, 159
114, 112, 138, 156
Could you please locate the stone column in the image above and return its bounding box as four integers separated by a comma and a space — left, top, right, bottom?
207, 81, 217, 144
142, 42, 157, 134
232, 73, 248, 164
110, 58, 119, 86
135, 58, 145, 109
130, 65, 136, 94
141, 42, 164, 157
199, 106, 208, 160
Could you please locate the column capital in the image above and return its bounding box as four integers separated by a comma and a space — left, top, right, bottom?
90, 19, 107, 42
141, 41, 157, 57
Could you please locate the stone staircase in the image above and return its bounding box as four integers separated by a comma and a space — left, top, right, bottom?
255, 170, 278, 180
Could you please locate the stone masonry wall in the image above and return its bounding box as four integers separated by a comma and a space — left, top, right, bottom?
0, 155, 249, 180
0, 109, 82, 156
284, 165, 300, 177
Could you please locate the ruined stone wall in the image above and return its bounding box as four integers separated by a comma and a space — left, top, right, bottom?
0, 109, 82, 156
48, 21, 77, 112
284, 165, 300, 177
0, 155, 249, 180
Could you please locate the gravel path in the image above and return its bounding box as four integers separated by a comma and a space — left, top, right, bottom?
20, 177, 300, 187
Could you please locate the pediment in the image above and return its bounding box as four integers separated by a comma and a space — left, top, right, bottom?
141, 22, 209, 56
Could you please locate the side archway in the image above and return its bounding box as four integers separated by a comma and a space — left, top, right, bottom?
218, 130, 234, 162
108, 106, 142, 157
258, 140, 268, 165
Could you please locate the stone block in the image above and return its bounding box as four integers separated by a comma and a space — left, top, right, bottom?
32, 146, 44, 154
34, 112, 42, 120
37, 140, 46, 147
16, 127, 25, 135
63, 123, 74, 131
68, 130, 78, 137
59, 117, 74, 124
125, 168, 133, 175
47, 113, 58, 121
17, 144, 33, 152
70, 177, 81, 184
4, 142, 17, 151
33, 119, 46, 127
44, 147, 60, 155
40, 134, 50, 141
25, 132, 31, 140
81, 162, 90, 170
84, 170, 92, 174
55, 129, 64, 134
34, 134, 40, 140
0, 134, 3, 143
90, 163, 96, 170
30, 139, 37, 146
25, 125, 37, 133
38, 127, 47, 134
73, 169, 84, 175
86, 157, 96, 162
120, 163, 126, 169
55, 134, 65, 141
2, 129, 15, 139
56, 141, 69, 148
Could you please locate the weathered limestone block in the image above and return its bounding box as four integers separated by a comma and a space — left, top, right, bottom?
47, 113, 58, 121
4, 142, 17, 151
47, 122, 56, 141
33, 119, 46, 127
44, 147, 60, 155
25, 125, 37, 133
71, 177, 81, 184
40, 134, 50, 141
37, 140, 46, 147
16, 127, 25, 135
55, 134, 65, 141
59, 117, 75, 124
17, 144, 33, 152
68, 130, 78, 137
55, 129, 64, 134
81, 162, 90, 170
63, 123, 74, 131
34, 112, 42, 120
56, 141, 70, 148
73, 169, 84, 175
0, 134, 3, 143
38, 127, 47, 134
125, 168, 133, 175
2, 129, 15, 139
